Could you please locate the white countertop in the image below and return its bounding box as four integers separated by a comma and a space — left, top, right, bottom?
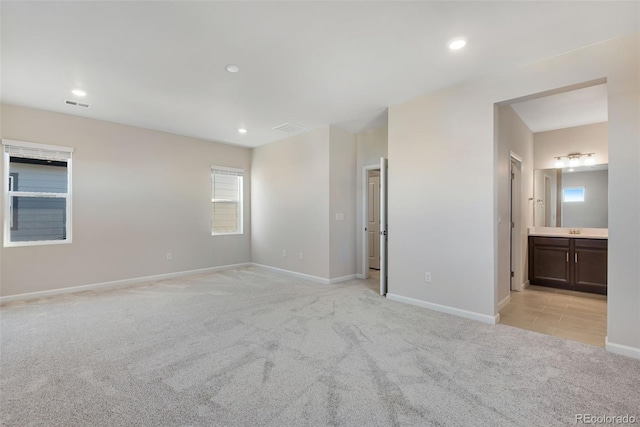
528, 227, 608, 239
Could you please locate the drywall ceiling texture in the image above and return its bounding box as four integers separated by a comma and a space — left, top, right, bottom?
0, 105, 252, 297
533, 122, 608, 170
251, 128, 331, 280
329, 127, 357, 280
388, 33, 639, 355
496, 105, 534, 307
355, 127, 388, 276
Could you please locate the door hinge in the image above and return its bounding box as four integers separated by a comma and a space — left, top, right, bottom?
511, 173, 515, 179
510, 271, 514, 278
511, 222, 515, 228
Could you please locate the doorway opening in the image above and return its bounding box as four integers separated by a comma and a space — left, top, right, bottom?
361, 158, 388, 296
497, 79, 609, 347
510, 153, 523, 292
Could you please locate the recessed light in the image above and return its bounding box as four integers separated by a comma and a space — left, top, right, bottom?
225, 64, 240, 73
72, 89, 87, 97
238, 128, 247, 134
448, 38, 467, 50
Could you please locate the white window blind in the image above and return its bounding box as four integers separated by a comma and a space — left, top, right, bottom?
211, 167, 243, 235
3, 139, 73, 161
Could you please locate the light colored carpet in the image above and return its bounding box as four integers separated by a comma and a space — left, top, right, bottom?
1, 267, 638, 426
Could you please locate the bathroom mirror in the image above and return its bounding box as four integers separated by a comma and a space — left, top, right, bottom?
533, 164, 608, 228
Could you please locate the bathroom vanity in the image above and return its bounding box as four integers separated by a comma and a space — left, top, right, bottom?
528, 228, 608, 295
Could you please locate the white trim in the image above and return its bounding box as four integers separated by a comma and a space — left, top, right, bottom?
523, 280, 530, 289
605, 337, 640, 360
0, 263, 252, 304
251, 263, 330, 284
509, 150, 523, 163
356, 274, 366, 279
329, 274, 357, 284
387, 293, 499, 325
2, 138, 74, 153
498, 294, 511, 311
361, 164, 381, 279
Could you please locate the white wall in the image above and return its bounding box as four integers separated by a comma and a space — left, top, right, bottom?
562, 169, 608, 228
251, 127, 331, 279
329, 127, 357, 279
534, 122, 608, 170
1, 104, 252, 297
388, 33, 639, 353
355, 127, 388, 275
496, 105, 534, 306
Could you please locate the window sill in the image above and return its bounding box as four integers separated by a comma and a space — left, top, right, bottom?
4, 239, 72, 248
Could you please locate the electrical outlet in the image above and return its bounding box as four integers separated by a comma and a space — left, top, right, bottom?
282, 250, 287, 257
166, 252, 172, 261
299, 252, 303, 260
424, 272, 431, 283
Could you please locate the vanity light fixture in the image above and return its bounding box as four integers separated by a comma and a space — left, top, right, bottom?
553, 153, 595, 169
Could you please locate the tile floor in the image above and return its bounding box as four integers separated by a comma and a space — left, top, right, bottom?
499, 285, 607, 347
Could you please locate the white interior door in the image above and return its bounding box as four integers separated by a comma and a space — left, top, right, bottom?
510, 158, 522, 292
380, 157, 388, 296
368, 173, 380, 269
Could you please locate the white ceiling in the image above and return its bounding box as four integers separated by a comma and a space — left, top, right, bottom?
1, 2, 637, 147
510, 84, 608, 133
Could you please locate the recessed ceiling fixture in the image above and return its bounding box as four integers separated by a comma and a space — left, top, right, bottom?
72, 89, 86, 97
238, 128, 247, 134
225, 64, 240, 73
448, 38, 467, 50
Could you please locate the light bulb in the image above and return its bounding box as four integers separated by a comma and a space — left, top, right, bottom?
554, 158, 565, 168
569, 157, 580, 168
584, 155, 595, 166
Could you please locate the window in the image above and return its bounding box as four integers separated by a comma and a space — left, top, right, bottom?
211, 166, 243, 235
3, 140, 73, 247
563, 186, 585, 203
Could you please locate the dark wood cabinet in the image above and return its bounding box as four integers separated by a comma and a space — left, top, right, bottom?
528, 236, 607, 295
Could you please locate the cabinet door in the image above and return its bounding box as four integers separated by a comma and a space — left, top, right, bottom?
574, 239, 607, 293
529, 237, 571, 285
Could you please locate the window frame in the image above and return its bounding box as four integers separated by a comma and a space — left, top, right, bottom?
3, 139, 74, 247
211, 165, 244, 236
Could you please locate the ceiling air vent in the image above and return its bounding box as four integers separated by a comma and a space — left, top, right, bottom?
273, 122, 306, 134
65, 100, 90, 108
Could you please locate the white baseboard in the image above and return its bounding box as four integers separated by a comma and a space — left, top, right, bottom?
356, 274, 366, 279
251, 263, 330, 284
523, 280, 530, 289
605, 336, 640, 360
498, 295, 511, 311
329, 274, 357, 284
0, 262, 252, 304
386, 293, 498, 325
